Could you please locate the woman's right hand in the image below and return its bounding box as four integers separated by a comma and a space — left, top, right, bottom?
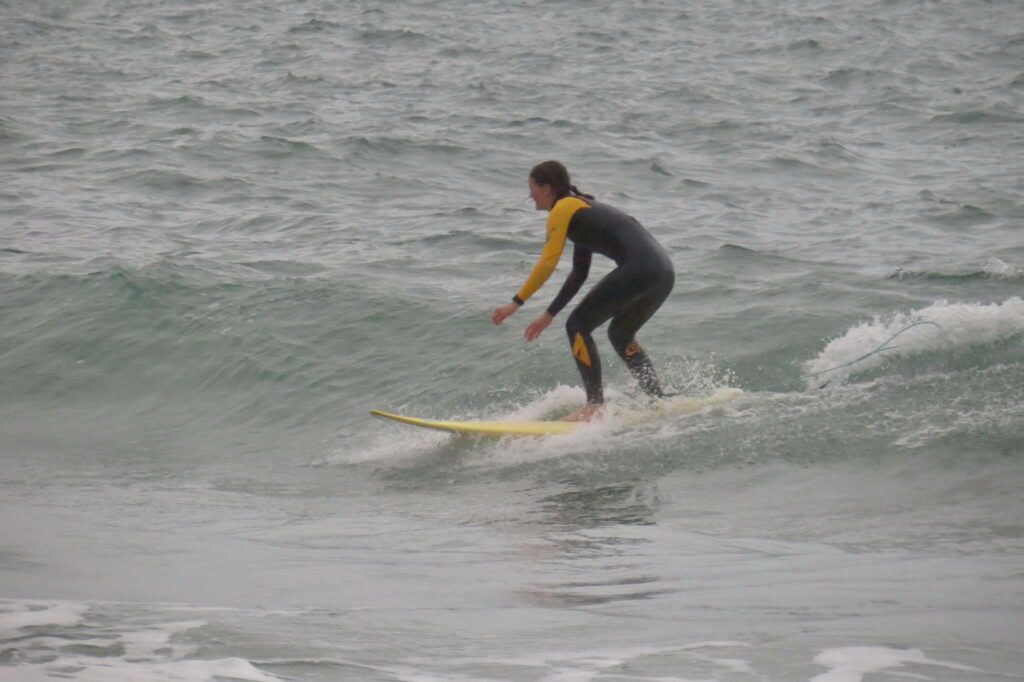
492, 302, 520, 326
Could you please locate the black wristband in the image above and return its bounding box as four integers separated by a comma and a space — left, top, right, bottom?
512, 295, 525, 306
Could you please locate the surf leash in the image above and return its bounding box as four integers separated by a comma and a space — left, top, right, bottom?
802, 320, 943, 387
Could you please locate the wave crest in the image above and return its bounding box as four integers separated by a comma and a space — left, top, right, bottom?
802, 297, 1024, 388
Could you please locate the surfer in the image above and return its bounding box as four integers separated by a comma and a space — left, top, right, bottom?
492, 161, 675, 422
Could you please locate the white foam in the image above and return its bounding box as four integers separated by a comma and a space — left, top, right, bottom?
810, 646, 980, 682
502, 383, 588, 420
803, 296, 1024, 387
317, 385, 585, 467
333, 379, 744, 472
982, 256, 1023, 279
382, 642, 752, 682
0, 601, 88, 634
894, 257, 1024, 281
454, 386, 743, 470
119, 619, 208, 659
471, 415, 617, 468
335, 355, 744, 468
0, 602, 282, 682
674, 641, 751, 650
11, 656, 283, 682
482, 385, 735, 465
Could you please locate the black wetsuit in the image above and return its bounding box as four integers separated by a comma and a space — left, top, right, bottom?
513, 196, 674, 404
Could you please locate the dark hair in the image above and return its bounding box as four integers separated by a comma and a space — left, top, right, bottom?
529, 160, 594, 200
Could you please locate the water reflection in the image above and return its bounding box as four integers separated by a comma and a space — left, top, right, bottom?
536, 481, 658, 529
522, 478, 674, 607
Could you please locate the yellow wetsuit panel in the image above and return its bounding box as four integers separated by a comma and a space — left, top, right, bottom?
515, 197, 590, 304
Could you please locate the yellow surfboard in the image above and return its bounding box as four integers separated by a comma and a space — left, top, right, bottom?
370, 388, 742, 437
369, 410, 578, 436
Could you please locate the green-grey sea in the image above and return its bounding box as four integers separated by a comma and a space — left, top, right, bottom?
2, 1, 1023, 680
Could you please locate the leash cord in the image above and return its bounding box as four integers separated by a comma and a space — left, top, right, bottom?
801, 320, 942, 384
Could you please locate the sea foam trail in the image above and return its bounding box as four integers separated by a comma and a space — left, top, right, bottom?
891, 257, 1024, 282
802, 297, 1024, 388
0, 601, 281, 682
811, 646, 981, 682
0, 601, 88, 635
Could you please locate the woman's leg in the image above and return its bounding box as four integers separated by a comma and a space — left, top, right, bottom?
606, 270, 674, 398
565, 267, 674, 404
564, 273, 623, 405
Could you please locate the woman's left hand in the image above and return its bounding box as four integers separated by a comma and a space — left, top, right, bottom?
524, 312, 553, 341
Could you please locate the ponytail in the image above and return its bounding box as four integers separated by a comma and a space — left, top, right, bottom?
530, 160, 595, 202
570, 184, 594, 200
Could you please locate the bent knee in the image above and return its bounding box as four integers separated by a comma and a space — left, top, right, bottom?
607, 327, 632, 356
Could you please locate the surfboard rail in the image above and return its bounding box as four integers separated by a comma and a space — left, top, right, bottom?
369, 410, 577, 436
370, 388, 742, 437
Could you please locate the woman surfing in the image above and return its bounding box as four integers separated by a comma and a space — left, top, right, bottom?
492, 161, 675, 422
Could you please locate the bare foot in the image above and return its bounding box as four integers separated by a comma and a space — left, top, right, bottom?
563, 403, 605, 422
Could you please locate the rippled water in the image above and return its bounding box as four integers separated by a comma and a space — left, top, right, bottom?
2, 1, 1023, 680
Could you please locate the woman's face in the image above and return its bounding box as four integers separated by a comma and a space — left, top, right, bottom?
528, 176, 555, 211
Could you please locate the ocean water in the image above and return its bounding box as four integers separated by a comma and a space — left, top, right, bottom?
2, 0, 1023, 680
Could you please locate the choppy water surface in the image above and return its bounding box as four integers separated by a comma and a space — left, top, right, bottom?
2, 1, 1022, 680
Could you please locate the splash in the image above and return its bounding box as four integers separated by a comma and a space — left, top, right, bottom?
803, 297, 1024, 388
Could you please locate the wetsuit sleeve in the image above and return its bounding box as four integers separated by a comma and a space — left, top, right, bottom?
513, 197, 588, 304
513, 222, 567, 304
546, 244, 591, 317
